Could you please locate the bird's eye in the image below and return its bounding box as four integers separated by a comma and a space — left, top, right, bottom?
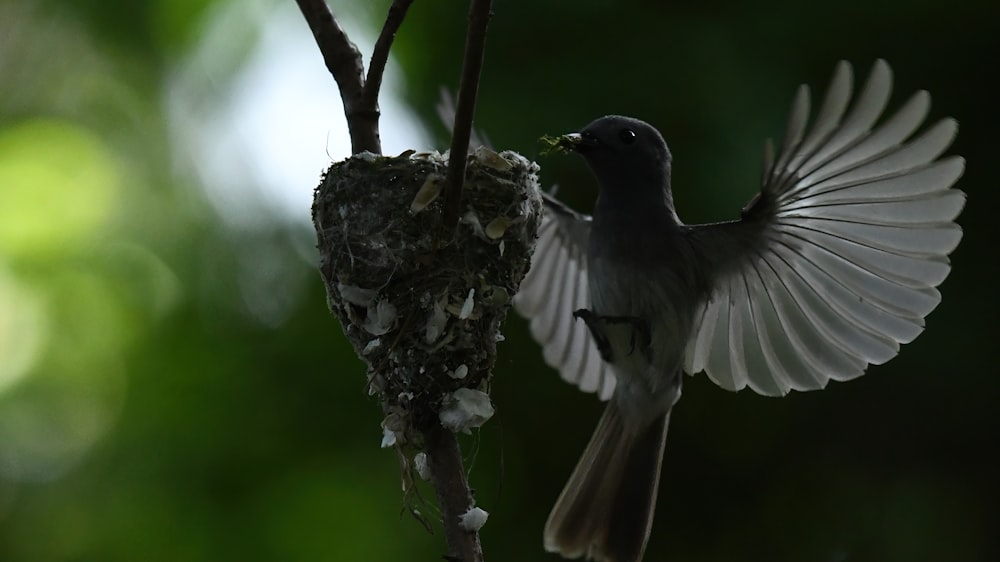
619, 128, 637, 144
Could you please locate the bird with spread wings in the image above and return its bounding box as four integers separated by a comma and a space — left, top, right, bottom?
511, 60, 965, 562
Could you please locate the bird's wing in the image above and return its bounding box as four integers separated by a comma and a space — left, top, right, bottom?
514, 192, 616, 400
683, 59, 965, 396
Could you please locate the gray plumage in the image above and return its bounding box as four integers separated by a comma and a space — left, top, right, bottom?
513, 60, 965, 562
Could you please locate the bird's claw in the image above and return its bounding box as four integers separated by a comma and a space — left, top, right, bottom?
574, 309, 651, 362
574, 308, 615, 362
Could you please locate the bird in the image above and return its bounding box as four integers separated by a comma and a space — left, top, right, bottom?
512, 60, 965, 562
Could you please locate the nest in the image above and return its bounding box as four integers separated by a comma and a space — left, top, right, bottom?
312, 148, 543, 443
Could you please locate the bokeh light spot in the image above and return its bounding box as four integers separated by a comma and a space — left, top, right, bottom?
0, 118, 121, 257
0, 266, 47, 394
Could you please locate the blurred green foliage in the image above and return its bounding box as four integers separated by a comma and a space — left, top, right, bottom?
0, 0, 996, 560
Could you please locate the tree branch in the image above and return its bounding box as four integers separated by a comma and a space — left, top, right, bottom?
421, 419, 484, 562
442, 0, 495, 229
295, 0, 382, 154
362, 0, 415, 115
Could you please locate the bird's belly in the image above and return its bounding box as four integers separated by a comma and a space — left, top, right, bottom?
588, 257, 695, 422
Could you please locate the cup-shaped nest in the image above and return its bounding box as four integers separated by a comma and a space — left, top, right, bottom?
312, 148, 543, 441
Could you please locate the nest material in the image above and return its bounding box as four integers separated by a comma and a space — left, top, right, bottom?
312, 148, 543, 441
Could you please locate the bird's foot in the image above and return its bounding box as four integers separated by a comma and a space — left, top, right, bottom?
573, 309, 615, 362
573, 310, 651, 361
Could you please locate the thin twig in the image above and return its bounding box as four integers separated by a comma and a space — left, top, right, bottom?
442, 0, 495, 229
362, 0, 415, 114
421, 419, 484, 562
295, 0, 384, 154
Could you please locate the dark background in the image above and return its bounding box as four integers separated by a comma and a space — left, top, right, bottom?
0, 0, 996, 560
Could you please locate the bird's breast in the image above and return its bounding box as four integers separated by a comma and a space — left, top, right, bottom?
587, 249, 701, 419
585, 208, 709, 418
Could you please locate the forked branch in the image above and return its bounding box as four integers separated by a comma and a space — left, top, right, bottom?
295, 0, 413, 154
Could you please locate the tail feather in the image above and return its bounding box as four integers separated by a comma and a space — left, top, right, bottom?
544, 402, 670, 562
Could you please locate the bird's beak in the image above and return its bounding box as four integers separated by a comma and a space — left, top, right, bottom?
559, 132, 597, 153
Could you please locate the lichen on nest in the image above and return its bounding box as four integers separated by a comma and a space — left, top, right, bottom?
312, 147, 543, 444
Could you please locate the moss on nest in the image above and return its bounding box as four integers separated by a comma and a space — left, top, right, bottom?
312, 148, 543, 443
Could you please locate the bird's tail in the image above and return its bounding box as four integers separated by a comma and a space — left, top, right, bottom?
544, 401, 670, 562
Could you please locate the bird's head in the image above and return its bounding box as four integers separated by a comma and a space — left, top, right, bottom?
560, 115, 674, 208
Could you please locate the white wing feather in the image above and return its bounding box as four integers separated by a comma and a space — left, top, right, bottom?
684, 59, 965, 395
513, 196, 616, 400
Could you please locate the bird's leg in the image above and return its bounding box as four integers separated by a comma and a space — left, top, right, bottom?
573, 310, 651, 361
573, 309, 615, 362
598, 315, 651, 357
